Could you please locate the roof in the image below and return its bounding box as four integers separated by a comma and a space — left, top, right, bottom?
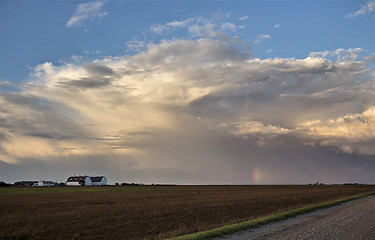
19, 181, 38, 184
67, 176, 87, 182
66, 176, 106, 182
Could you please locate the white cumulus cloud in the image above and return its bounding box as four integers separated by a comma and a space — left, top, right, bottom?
254, 34, 271, 44
66, 1, 108, 28
346, 1, 375, 18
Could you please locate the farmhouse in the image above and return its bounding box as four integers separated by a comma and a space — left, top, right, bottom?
66, 176, 107, 186
38, 180, 58, 186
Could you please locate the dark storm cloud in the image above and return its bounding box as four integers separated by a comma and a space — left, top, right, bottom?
57, 64, 114, 89
84, 63, 114, 76
61, 77, 112, 89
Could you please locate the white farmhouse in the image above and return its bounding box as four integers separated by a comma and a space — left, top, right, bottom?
66, 176, 107, 186
38, 180, 57, 186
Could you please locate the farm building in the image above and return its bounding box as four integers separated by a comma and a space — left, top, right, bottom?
66, 176, 107, 186
14, 181, 38, 186
38, 181, 58, 186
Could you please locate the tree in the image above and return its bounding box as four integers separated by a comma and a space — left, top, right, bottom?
0, 181, 11, 187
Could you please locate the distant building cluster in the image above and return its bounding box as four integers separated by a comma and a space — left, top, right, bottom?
66, 176, 107, 186
13, 175, 107, 187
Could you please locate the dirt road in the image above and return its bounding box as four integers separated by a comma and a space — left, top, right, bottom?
214, 195, 375, 240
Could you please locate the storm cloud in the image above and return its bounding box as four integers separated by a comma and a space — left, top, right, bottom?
1, 26, 374, 184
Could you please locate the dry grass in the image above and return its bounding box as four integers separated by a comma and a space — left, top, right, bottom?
1, 185, 374, 240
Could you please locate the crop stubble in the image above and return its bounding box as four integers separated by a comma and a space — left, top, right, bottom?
0, 185, 374, 240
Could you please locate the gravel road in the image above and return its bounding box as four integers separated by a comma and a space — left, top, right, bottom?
214, 195, 375, 240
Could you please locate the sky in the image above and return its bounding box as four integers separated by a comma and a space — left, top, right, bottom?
0, 0, 374, 185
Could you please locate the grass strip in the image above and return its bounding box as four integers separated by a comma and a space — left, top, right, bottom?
167, 191, 375, 240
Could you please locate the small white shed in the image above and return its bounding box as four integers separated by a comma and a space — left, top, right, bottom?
38, 181, 57, 186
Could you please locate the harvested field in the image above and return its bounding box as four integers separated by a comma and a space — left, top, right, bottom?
1, 185, 374, 240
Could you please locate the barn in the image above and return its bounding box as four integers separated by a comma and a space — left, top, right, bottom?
66, 176, 107, 186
